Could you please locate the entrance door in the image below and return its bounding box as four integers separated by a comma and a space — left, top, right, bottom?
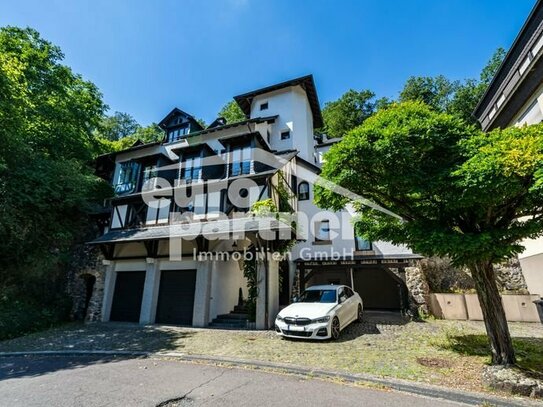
155, 270, 197, 325
110, 271, 146, 322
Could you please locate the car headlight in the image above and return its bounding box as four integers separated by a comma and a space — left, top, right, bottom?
312, 316, 330, 323
276, 315, 284, 322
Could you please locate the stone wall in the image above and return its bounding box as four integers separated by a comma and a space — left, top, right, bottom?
419, 256, 527, 294
66, 245, 105, 322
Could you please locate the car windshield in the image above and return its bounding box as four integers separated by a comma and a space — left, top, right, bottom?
298, 289, 337, 303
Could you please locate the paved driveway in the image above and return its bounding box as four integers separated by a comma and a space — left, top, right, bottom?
0, 355, 464, 406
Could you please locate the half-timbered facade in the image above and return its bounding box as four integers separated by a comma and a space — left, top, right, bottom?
91, 75, 420, 329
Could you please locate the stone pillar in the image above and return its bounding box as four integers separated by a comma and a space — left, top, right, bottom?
101, 260, 116, 322
139, 258, 161, 325
192, 260, 212, 327
405, 263, 430, 316
256, 258, 280, 329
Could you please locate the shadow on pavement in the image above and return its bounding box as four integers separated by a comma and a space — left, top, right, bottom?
0, 354, 141, 381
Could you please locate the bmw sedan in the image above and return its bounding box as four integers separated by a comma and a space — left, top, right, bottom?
275, 285, 363, 340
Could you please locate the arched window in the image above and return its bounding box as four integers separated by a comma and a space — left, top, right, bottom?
298, 182, 310, 201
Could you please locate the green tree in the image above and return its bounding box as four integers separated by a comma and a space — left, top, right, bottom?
315, 102, 543, 365
399, 75, 459, 111
218, 100, 246, 123
319, 89, 377, 139
399, 49, 506, 125
96, 111, 140, 141
0, 26, 110, 337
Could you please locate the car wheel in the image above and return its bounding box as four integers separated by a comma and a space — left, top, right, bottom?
357, 304, 363, 323
331, 317, 340, 340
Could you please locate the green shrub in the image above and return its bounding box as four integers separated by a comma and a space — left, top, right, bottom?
0, 297, 71, 341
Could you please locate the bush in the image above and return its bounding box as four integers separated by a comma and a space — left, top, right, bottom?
0, 297, 71, 341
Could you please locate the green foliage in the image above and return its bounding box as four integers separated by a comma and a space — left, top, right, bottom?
243, 255, 258, 322
399, 48, 506, 125
0, 298, 71, 341
399, 75, 460, 112
218, 100, 246, 124
251, 198, 278, 216
96, 111, 140, 141
0, 26, 110, 336
319, 89, 377, 139
315, 101, 543, 267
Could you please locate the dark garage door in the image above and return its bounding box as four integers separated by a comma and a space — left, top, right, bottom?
110, 271, 146, 322
354, 268, 407, 310
156, 270, 197, 325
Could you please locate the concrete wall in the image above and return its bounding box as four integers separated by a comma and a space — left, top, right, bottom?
429, 293, 542, 322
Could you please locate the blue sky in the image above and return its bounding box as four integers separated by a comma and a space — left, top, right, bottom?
0, 0, 536, 125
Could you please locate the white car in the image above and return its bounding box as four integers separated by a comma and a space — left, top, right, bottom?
275, 285, 363, 340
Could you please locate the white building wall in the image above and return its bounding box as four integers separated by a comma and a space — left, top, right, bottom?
250, 85, 315, 163
209, 259, 248, 321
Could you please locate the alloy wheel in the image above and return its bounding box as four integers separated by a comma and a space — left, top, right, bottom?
331, 317, 340, 340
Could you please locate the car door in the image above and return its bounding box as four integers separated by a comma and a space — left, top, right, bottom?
336, 287, 350, 327
344, 287, 357, 324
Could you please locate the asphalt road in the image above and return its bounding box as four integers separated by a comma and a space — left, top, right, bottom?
0, 355, 465, 406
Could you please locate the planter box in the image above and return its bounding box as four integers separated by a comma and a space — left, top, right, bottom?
428, 293, 468, 320
431, 293, 542, 323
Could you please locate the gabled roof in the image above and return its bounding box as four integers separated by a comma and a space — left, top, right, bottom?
233, 75, 324, 129
158, 107, 204, 131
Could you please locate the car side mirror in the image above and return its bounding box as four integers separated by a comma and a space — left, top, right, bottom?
292, 295, 298, 303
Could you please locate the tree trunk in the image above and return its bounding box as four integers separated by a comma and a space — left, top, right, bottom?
469, 261, 516, 365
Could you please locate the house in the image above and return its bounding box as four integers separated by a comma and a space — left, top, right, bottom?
474, 0, 543, 298
90, 75, 422, 330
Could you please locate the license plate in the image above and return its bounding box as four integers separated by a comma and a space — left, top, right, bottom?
287, 325, 304, 332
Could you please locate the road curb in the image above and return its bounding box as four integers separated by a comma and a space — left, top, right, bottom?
0, 350, 537, 406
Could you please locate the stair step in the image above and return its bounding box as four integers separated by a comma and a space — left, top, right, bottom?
216, 313, 248, 320
208, 323, 247, 329
211, 318, 247, 325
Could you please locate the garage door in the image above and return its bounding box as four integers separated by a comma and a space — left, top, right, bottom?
155, 270, 197, 325
354, 268, 407, 310
110, 271, 146, 322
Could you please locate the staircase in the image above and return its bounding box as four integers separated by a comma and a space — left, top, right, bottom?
208, 303, 249, 329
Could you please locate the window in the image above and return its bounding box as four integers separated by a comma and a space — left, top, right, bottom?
280, 130, 290, 140
344, 287, 354, 297
298, 182, 310, 201
181, 155, 202, 182
230, 145, 251, 176
315, 220, 330, 242
298, 289, 336, 303
260, 102, 268, 111
115, 161, 140, 194
168, 125, 190, 143
355, 233, 372, 250
142, 164, 158, 190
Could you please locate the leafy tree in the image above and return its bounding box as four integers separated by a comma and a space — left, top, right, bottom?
96, 111, 140, 141
0, 26, 110, 336
94, 123, 165, 154
399, 75, 460, 112
319, 89, 377, 139
218, 100, 246, 123
315, 102, 543, 365
399, 49, 506, 125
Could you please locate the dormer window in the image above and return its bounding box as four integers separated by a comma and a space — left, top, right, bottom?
260, 102, 268, 111
281, 130, 290, 140
168, 125, 190, 143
